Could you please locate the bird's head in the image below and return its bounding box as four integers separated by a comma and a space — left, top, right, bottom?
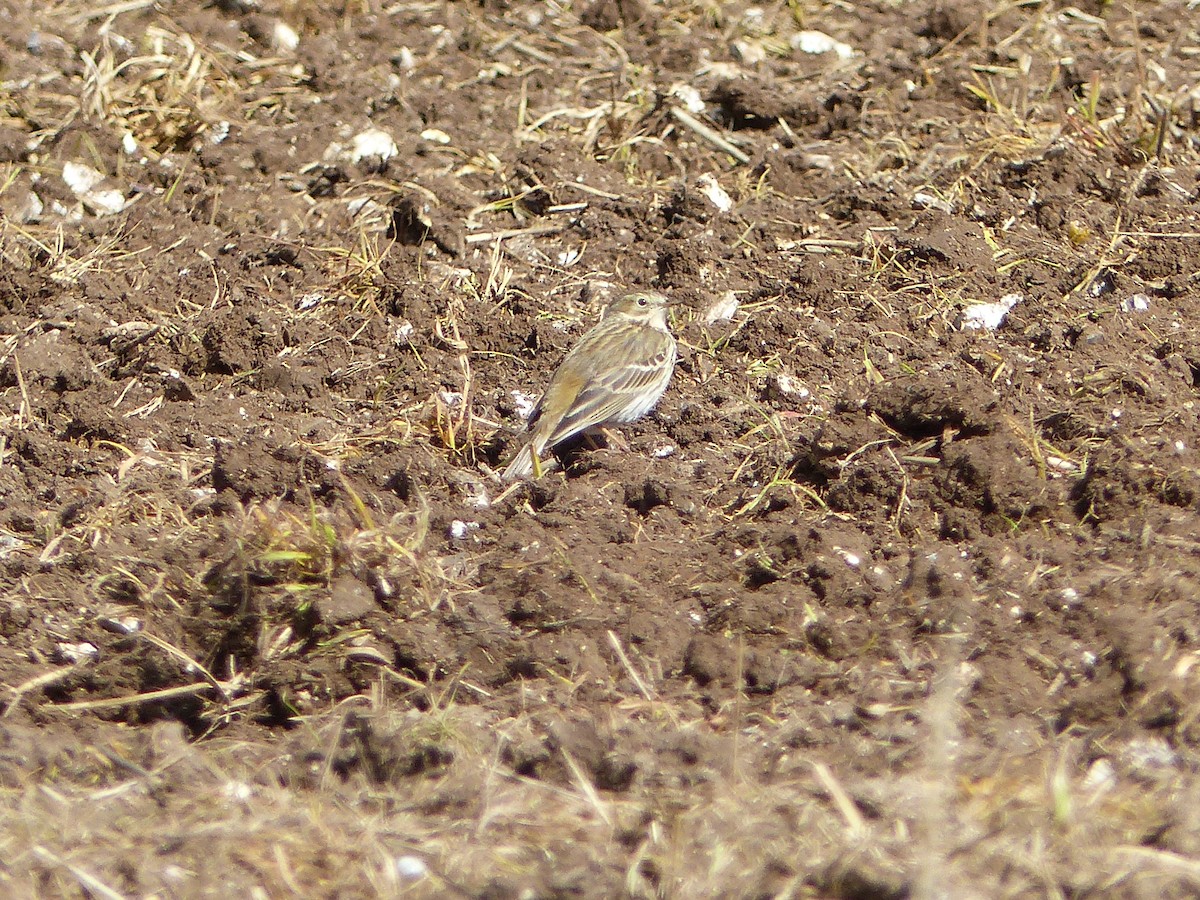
605, 291, 677, 330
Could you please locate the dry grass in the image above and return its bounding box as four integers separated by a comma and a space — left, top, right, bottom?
2, 669, 1191, 897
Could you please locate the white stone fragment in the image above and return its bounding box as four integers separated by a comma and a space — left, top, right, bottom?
652, 444, 677, 458
57, 641, 99, 664
393, 320, 415, 344
122, 131, 138, 155
395, 47, 416, 73
704, 291, 740, 325
420, 128, 451, 145
1059, 587, 1081, 609
669, 83, 705, 114
62, 163, 128, 217
731, 40, 767, 65
449, 519, 479, 540
222, 781, 254, 802
697, 173, 733, 213
511, 389, 537, 420
959, 293, 1022, 331
913, 191, 954, 213
1082, 758, 1116, 794
791, 30, 855, 59
19, 191, 42, 223
395, 856, 428, 880
207, 121, 230, 145
775, 374, 809, 398
272, 21, 299, 52
351, 128, 398, 164
62, 161, 105, 196
346, 196, 371, 216
85, 189, 128, 217
465, 483, 491, 510
1120, 293, 1150, 313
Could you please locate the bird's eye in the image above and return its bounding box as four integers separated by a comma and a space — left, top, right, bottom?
637, 297, 647, 307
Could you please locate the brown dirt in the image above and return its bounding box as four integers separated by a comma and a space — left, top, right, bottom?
4, 0, 1200, 897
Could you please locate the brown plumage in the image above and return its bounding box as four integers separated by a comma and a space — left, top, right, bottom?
502, 291, 678, 481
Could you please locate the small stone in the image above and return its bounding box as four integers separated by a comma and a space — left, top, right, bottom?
272, 20, 299, 52
791, 30, 855, 59
959, 293, 1022, 331
395, 856, 428, 880
1120, 293, 1150, 313
56, 641, 99, 664
697, 173, 732, 213
350, 128, 398, 167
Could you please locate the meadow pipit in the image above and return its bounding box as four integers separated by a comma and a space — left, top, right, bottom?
502, 291, 679, 481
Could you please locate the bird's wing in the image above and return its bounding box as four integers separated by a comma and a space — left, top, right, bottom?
545, 334, 674, 445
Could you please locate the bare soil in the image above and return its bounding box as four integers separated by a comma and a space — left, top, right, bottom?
4, 0, 1200, 897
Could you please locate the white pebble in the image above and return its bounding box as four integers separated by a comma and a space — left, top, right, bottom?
669, 83, 705, 114
697, 173, 733, 213
791, 30, 855, 59
62, 161, 105, 195
912, 191, 953, 213
395, 47, 416, 73
222, 781, 254, 802
56, 642, 99, 664
19, 191, 42, 224
510, 390, 537, 420
959, 293, 1022, 331
393, 320, 414, 344
1082, 758, 1116, 793
775, 374, 809, 398
272, 21, 299, 52
394, 856, 428, 880
351, 128, 398, 164
449, 520, 478, 540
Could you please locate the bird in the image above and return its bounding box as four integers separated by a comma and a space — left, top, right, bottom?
502, 291, 679, 481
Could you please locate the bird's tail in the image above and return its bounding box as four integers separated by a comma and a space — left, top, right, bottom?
501, 442, 535, 482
